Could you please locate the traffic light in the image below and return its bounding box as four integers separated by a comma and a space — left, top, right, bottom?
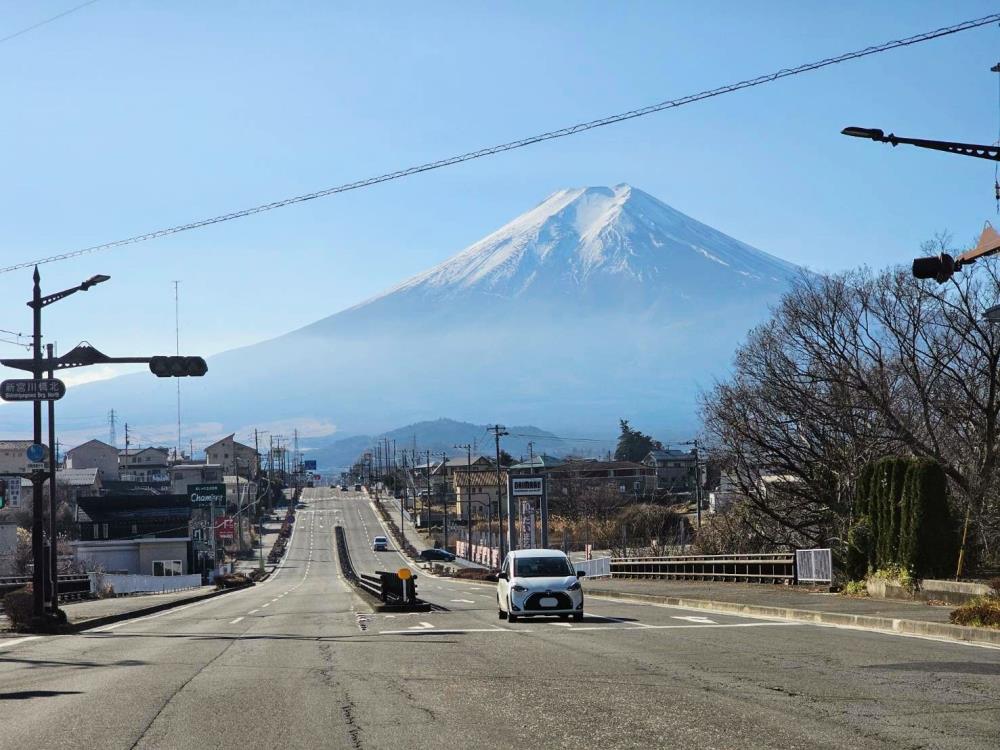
148, 356, 208, 377
912, 253, 957, 284
0, 478, 6, 510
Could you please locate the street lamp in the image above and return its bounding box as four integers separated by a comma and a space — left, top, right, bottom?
1, 267, 208, 628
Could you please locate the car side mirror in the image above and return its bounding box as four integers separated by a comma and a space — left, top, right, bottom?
484, 573, 498, 582
576, 570, 586, 578
497, 572, 508, 581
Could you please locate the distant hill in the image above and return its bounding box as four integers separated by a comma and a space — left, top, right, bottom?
303, 418, 613, 471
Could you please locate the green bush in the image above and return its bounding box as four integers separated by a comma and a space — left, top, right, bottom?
840, 580, 869, 597
870, 564, 915, 591
2, 588, 33, 630
949, 596, 1000, 628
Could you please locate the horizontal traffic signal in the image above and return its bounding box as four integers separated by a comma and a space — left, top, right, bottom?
149, 356, 208, 377
912, 253, 957, 284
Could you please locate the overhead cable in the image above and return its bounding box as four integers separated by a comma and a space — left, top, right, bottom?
2, 12, 998, 275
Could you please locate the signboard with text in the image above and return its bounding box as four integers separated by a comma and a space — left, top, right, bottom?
1, 378, 66, 402
215, 516, 235, 540
508, 474, 548, 550
189, 483, 227, 506
302, 460, 317, 471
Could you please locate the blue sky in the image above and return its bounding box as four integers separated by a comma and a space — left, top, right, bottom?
1, 0, 998, 379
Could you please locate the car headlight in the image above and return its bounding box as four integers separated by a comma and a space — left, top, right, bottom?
512, 584, 528, 592
567, 581, 581, 591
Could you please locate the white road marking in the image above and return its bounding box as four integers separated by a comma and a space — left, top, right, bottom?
248, 609, 259, 614
673, 615, 717, 624
261, 603, 270, 608
408, 621, 435, 630
450, 599, 475, 604
0, 635, 42, 651
379, 627, 511, 635
230, 617, 244, 624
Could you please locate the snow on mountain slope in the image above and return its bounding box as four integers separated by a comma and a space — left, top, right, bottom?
343, 184, 798, 311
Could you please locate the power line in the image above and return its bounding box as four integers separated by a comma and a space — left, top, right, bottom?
2, 13, 996, 276
0, 0, 100, 46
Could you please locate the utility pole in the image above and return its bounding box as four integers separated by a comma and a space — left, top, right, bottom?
528, 441, 534, 464
46, 343, 58, 613
124, 423, 130, 481
489, 424, 510, 557
173, 280, 181, 463
440, 452, 449, 550
424, 449, 431, 531
455, 443, 473, 560
107, 408, 117, 447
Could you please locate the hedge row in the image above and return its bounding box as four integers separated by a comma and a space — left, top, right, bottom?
848, 456, 956, 580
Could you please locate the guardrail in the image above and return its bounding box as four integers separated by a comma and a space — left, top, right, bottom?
574, 557, 612, 578
334, 525, 426, 608
611, 553, 795, 584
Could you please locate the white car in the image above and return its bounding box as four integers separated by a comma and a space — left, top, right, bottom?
496, 549, 585, 623
372, 535, 389, 551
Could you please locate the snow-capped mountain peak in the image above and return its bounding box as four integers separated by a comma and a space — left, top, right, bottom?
359, 184, 798, 308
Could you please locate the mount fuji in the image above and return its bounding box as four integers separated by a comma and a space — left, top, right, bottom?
35, 185, 801, 440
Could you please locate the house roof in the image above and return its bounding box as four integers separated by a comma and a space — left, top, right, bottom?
510, 454, 565, 470
0, 440, 34, 450
58, 468, 101, 486
66, 439, 116, 455
645, 449, 693, 461
19, 468, 101, 488
119, 446, 170, 457
204, 434, 255, 453
76, 494, 191, 524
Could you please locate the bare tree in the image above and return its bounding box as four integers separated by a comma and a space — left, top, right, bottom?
703, 251, 1000, 564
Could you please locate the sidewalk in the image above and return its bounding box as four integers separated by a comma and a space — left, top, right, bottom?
583, 578, 1000, 647
1, 585, 223, 633
232, 516, 283, 577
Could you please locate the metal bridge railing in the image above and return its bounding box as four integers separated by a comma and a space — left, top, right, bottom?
611, 553, 795, 584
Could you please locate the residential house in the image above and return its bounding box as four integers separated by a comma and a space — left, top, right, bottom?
642, 449, 699, 493
204, 435, 259, 477
508, 454, 566, 475
72, 494, 192, 576
65, 439, 120, 481
119, 447, 171, 482
450, 467, 506, 521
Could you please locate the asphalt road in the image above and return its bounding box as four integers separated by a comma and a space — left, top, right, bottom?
0, 487, 998, 749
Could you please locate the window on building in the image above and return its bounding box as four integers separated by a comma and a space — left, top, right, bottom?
152, 560, 182, 576
102, 523, 109, 538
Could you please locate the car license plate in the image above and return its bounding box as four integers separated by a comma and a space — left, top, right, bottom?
539, 597, 558, 607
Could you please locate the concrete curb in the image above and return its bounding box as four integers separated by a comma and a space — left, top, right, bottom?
70, 584, 250, 634
585, 587, 1000, 648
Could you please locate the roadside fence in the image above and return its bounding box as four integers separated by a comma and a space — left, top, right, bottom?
611, 553, 795, 584
88, 572, 202, 596
573, 557, 612, 578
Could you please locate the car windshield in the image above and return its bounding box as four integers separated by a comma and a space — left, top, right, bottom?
514, 556, 573, 578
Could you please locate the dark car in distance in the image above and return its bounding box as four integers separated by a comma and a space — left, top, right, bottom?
419, 548, 456, 562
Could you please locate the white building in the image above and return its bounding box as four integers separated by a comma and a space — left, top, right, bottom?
0, 439, 36, 475
119, 447, 171, 482
65, 439, 120, 481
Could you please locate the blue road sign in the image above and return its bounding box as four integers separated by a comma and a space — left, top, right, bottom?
26, 444, 45, 462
